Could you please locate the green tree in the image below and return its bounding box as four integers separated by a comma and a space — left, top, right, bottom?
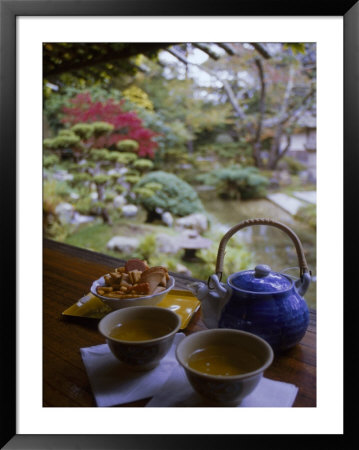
43, 42, 316, 171
196, 165, 269, 200
137, 74, 232, 158
134, 171, 204, 221
166, 43, 316, 169
44, 124, 145, 225
43, 43, 171, 88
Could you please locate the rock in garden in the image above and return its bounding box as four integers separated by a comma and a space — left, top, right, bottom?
278, 170, 292, 186
55, 202, 74, 224
118, 167, 129, 176
175, 213, 209, 233
106, 236, 139, 253
175, 263, 192, 277
71, 212, 94, 225
113, 195, 126, 209
122, 204, 138, 217
161, 211, 174, 227
156, 233, 180, 254
268, 178, 280, 189
181, 229, 199, 239
176, 233, 212, 260
53, 170, 74, 182
108, 168, 123, 176
178, 163, 193, 170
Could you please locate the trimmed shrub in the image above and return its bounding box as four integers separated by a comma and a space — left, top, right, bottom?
133, 158, 154, 172
196, 165, 269, 200
116, 139, 140, 153
116, 153, 138, 164
43, 154, 60, 168
124, 175, 141, 185
91, 121, 114, 136
44, 134, 81, 149
71, 123, 94, 140
74, 197, 93, 215
135, 171, 204, 217
283, 156, 307, 175
132, 187, 155, 198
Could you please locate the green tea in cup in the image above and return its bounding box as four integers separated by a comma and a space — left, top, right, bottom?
109, 318, 173, 342
99, 306, 181, 370
176, 329, 274, 404
188, 344, 262, 376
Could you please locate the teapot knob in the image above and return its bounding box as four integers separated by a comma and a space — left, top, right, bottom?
254, 264, 271, 278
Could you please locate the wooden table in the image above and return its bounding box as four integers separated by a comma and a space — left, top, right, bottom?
43, 238, 316, 407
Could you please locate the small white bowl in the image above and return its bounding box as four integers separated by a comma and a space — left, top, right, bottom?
90, 275, 175, 310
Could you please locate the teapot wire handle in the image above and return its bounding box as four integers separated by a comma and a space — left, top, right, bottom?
214, 218, 311, 283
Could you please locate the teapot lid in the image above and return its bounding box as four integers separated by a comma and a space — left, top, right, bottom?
230, 264, 292, 293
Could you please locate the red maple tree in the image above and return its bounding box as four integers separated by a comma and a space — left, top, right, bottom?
61, 92, 159, 158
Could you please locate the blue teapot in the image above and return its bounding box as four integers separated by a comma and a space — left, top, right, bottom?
189, 218, 312, 352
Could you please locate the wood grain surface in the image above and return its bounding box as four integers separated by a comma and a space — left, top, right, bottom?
43, 238, 316, 407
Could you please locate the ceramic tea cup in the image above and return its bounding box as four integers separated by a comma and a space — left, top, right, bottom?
98, 305, 181, 371
176, 328, 274, 405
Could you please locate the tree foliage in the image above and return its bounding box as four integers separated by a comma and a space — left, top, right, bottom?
43, 42, 171, 82
135, 171, 204, 217
196, 165, 269, 200
43, 122, 148, 224
61, 93, 159, 158
165, 42, 316, 169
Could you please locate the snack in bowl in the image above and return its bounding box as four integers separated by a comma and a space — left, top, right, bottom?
90, 259, 175, 310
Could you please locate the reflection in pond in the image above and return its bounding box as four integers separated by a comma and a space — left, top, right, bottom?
199, 193, 317, 309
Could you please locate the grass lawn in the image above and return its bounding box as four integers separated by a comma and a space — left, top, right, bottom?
64, 220, 180, 260
272, 175, 316, 195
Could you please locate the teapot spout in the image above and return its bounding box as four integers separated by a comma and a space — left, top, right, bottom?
187, 280, 210, 301
188, 275, 231, 329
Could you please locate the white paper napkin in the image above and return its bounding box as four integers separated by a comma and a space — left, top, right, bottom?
80, 333, 185, 407
146, 365, 298, 407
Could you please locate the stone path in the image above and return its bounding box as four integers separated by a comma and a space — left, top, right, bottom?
267, 191, 316, 215
292, 191, 316, 204
267, 193, 305, 215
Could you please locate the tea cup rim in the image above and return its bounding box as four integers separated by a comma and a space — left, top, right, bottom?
98, 305, 181, 345
176, 328, 274, 381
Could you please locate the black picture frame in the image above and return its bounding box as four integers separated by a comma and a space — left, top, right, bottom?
1, 0, 356, 448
